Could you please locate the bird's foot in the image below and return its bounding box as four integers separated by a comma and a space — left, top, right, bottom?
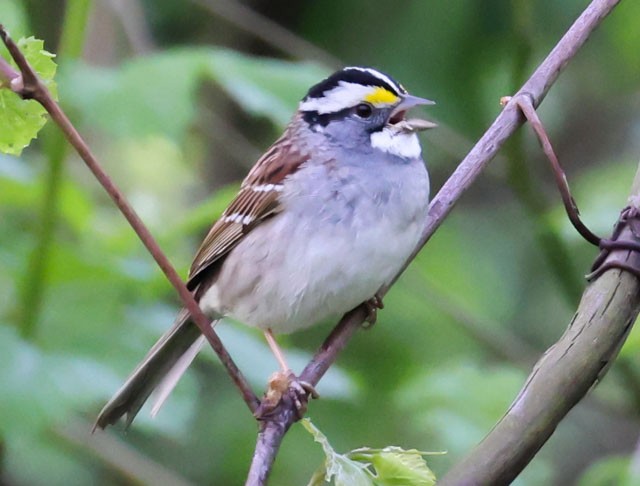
362, 293, 384, 328
255, 370, 319, 420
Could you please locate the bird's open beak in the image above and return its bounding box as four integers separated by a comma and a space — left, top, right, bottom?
389, 94, 437, 132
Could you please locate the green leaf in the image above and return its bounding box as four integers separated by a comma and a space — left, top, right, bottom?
302, 418, 374, 486
353, 447, 437, 486
0, 36, 57, 155
302, 419, 437, 486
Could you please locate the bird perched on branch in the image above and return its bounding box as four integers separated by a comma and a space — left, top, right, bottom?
96, 66, 435, 429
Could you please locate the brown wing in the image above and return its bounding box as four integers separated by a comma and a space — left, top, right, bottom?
186, 127, 309, 290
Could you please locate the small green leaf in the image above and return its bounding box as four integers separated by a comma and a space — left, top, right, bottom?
0, 36, 57, 155
302, 418, 374, 486
302, 419, 438, 486
18, 37, 57, 89
354, 447, 437, 486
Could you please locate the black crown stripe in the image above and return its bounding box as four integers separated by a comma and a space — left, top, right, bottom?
304, 68, 403, 101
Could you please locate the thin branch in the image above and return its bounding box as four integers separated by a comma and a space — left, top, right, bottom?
0, 25, 260, 414
512, 94, 602, 245
245, 0, 623, 483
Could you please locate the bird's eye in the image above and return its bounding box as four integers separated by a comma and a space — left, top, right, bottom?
355, 103, 373, 118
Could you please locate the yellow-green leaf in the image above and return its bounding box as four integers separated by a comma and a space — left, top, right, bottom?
0, 36, 57, 155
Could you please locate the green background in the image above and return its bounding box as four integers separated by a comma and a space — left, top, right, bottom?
1, 0, 640, 484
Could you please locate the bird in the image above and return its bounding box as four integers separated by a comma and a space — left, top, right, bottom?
95, 66, 435, 429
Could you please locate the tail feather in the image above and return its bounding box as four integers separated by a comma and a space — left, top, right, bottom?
151, 335, 205, 417
95, 310, 202, 430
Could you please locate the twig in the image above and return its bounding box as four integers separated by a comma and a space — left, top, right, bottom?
0, 25, 260, 414
510, 93, 601, 245
245, 0, 623, 483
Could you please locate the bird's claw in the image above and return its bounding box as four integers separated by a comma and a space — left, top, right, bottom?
255, 370, 318, 420
362, 293, 384, 328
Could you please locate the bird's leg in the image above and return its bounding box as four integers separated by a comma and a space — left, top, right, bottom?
362, 293, 385, 328
256, 329, 318, 420
264, 328, 290, 372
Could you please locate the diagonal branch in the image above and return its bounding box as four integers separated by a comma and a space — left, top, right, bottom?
0, 25, 260, 414
245, 0, 622, 484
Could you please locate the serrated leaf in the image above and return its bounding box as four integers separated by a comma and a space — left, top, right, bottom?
302, 419, 374, 486
363, 447, 437, 486
303, 420, 439, 486
18, 37, 57, 89
0, 36, 57, 155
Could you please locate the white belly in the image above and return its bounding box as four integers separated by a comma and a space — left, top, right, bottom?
199, 158, 429, 333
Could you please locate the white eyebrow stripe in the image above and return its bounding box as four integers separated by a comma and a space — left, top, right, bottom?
250, 183, 284, 192
222, 213, 255, 225
299, 82, 382, 114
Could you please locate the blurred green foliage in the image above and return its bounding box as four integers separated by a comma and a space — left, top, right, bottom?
1, 0, 640, 484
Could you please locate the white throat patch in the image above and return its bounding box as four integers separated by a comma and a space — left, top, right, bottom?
370, 128, 422, 159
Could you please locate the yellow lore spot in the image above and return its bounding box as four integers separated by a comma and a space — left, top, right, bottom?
364, 87, 399, 106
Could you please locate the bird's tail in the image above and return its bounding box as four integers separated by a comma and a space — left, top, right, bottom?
94, 309, 205, 430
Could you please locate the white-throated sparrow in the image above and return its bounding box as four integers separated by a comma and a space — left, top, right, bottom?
96, 67, 434, 428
